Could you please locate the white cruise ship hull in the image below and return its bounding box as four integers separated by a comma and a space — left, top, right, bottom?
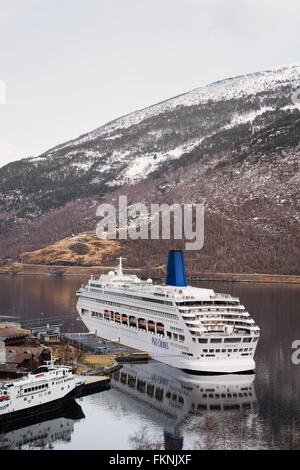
78, 313, 255, 374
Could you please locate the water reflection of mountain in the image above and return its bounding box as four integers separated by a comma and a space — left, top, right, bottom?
0, 400, 84, 450
111, 361, 257, 450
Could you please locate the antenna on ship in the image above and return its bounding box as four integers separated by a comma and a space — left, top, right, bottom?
116, 257, 126, 276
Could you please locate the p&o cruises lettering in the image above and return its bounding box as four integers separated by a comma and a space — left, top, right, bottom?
152, 337, 169, 350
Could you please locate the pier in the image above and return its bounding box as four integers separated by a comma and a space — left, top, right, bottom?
61, 332, 148, 375
0, 321, 148, 379
29, 323, 149, 375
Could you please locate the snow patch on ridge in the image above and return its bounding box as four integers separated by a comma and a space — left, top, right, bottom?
70, 64, 300, 147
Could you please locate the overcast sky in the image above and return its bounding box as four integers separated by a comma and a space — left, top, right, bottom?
0, 0, 300, 167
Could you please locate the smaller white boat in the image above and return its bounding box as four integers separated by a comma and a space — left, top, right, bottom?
0, 356, 85, 423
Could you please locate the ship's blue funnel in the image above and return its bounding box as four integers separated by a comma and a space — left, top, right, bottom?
165, 250, 187, 287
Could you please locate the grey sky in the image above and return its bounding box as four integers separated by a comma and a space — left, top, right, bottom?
0, 0, 300, 167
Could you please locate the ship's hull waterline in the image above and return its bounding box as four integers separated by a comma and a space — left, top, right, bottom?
78, 313, 256, 374
0, 383, 84, 426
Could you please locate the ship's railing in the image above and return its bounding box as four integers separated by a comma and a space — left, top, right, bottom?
195, 331, 253, 338
213, 293, 240, 301
178, 305, 245, 311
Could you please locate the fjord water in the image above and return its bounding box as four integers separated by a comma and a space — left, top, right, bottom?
0, 275, 299, 450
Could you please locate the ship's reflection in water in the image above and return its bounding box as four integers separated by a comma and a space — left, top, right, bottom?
111, 361, 257, 450
0, 400, 85, 450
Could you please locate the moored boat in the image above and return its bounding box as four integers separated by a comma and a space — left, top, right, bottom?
0, 356, 85, 423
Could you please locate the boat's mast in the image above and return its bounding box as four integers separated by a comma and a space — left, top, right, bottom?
116, 257, 126, 276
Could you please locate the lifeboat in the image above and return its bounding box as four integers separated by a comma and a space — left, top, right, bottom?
104, 310, 110, 320
138, 319, 146, 329
0, 395, 9, 401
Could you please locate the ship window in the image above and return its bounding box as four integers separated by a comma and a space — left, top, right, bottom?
179, 335, 185, 342
198, 338, 208, 344
243, 338, 252, 343
155, 387, 164, 402
30, 366, 49, 375
92, 311, 100, 317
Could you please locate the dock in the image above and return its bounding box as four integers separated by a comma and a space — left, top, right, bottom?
62, 333, 148, 363
10, 323, 150, 377
62, 332, 142, 354
51, 332, 148, 376
79, 375, 111, 397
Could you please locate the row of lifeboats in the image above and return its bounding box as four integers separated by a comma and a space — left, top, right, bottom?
104, 310, 164, 333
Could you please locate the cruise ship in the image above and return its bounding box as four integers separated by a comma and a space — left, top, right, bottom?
76, 251, 260, 374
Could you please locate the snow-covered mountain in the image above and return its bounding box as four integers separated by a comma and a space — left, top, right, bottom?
30, 63, 300, 186
1, 64, 300, 273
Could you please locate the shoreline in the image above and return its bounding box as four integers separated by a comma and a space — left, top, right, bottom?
1, 263, 300, 284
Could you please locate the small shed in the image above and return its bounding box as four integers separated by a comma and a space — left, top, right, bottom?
30, 324, 62, 342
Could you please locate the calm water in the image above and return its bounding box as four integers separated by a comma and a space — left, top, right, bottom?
0, 275, 299, 450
